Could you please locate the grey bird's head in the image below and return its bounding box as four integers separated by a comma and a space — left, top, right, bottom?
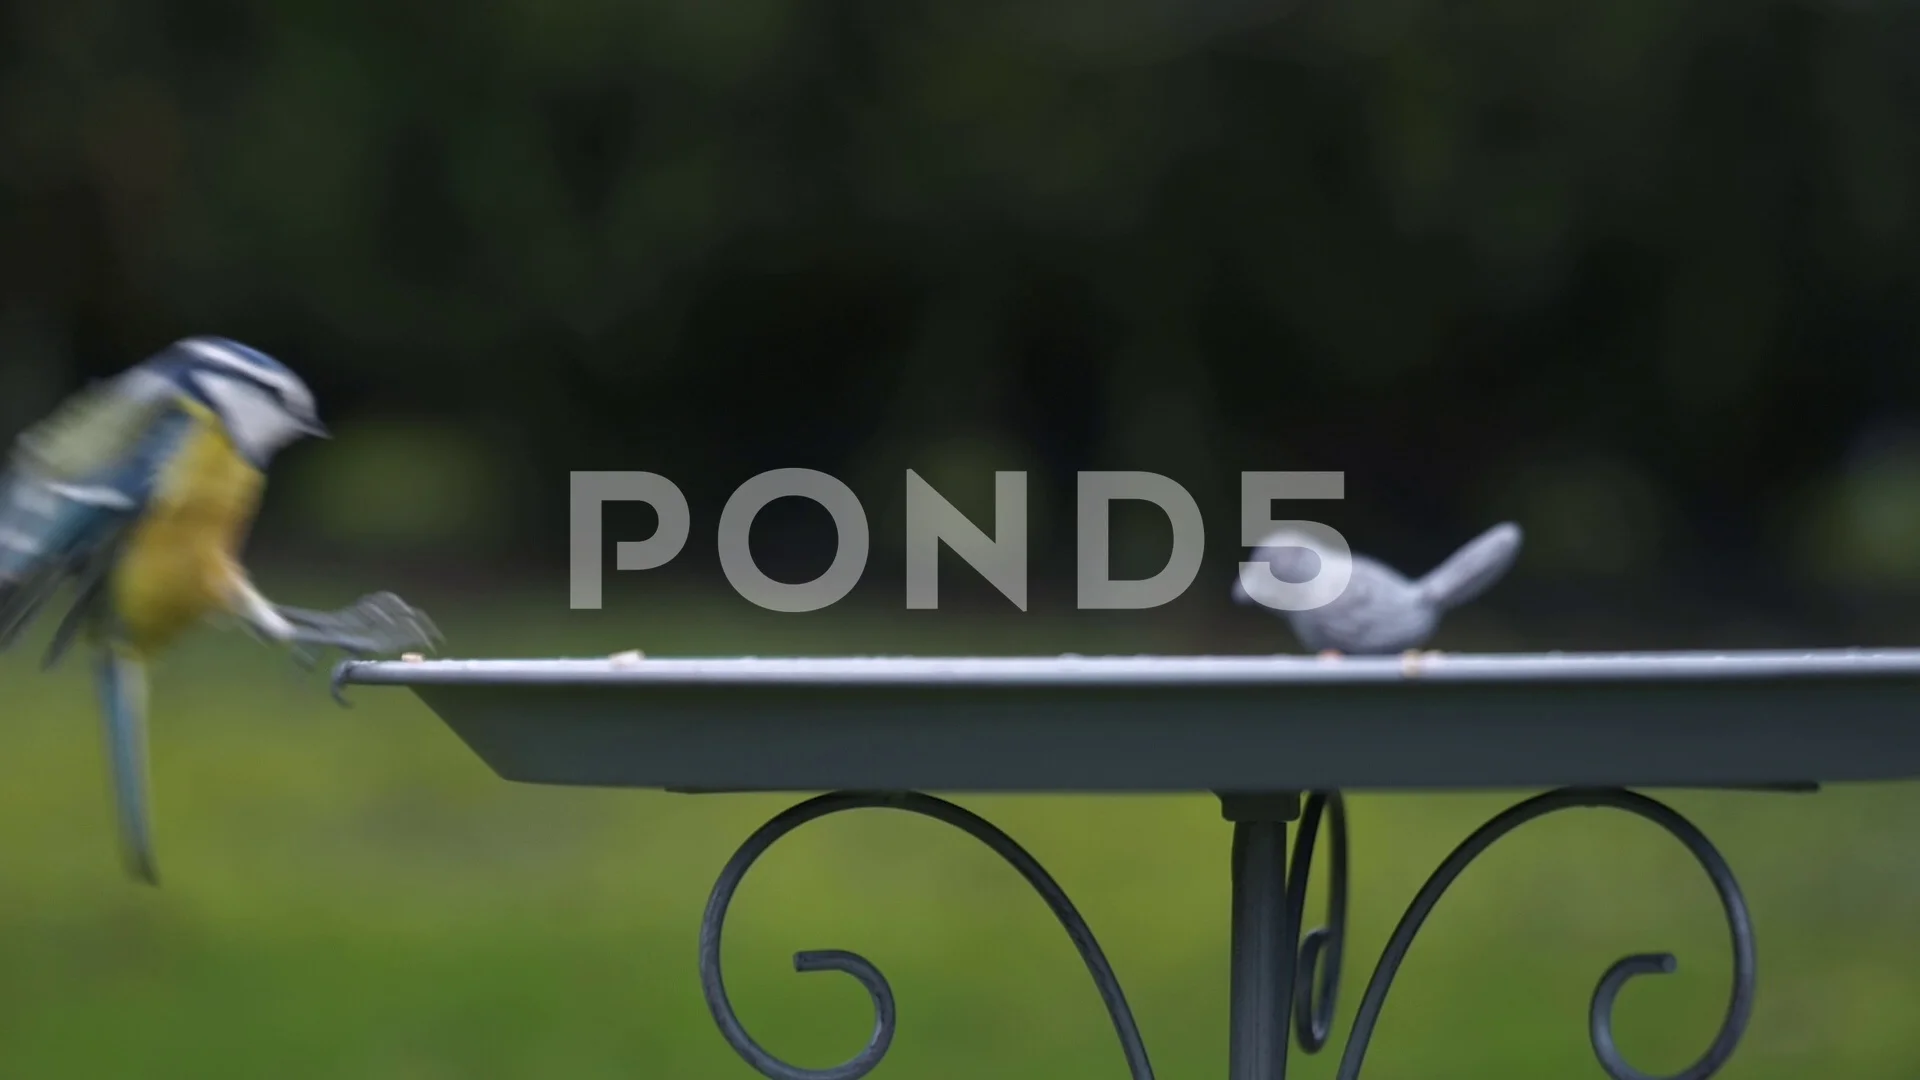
1232, 527, 1340, 607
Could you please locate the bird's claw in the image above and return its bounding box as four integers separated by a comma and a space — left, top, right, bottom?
278, 591, 442, 664
328, 662, 355, 709
336, 591, 441, 654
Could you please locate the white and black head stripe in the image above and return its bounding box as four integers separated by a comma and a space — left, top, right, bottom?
175, 337, 315, 417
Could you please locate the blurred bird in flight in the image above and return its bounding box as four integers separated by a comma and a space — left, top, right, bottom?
0, 337, 440, 885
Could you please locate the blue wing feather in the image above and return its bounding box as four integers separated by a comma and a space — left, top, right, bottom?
0, 406, 194, 652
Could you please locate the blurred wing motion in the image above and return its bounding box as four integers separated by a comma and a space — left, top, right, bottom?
0, 370, 183, 649
0, 369, 189, 884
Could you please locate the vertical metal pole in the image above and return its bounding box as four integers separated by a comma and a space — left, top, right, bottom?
1221, 793, 1301, 1080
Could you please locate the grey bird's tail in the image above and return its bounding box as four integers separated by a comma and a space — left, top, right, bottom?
1415, 522, 1523, 610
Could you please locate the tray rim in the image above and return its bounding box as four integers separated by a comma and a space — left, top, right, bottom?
334, 647, 1920, 690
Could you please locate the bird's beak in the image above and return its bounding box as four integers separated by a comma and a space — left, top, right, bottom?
304, 419, 330, 439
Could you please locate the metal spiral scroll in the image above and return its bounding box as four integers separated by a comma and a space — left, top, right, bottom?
698, 791, 1156, 1080
1287, 791, 1349, 1053
1333, 787, 1757, 1080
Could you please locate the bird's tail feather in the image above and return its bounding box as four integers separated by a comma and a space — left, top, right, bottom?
94, 649, 158, 885
1415, 522, 1523, 611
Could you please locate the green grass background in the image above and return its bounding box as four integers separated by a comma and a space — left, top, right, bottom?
2, 581, 1918, 1078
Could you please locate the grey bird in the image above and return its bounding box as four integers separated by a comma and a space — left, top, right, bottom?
1232, 522, 1522, 655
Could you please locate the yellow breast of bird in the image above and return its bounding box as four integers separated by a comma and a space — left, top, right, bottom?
111, 405, 266, 656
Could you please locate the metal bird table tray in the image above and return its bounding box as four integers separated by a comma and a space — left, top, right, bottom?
334, 648, 1920, 1080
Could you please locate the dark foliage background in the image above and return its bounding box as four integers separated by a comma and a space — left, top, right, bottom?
8, 4, 1920, 1079
9, 0, 1920, 644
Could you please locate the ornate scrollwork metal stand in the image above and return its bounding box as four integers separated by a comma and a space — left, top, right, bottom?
698, 787, 1757, 1079
699, 792, 1155, 1080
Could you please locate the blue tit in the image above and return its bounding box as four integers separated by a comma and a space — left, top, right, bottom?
0, 336, 441, 885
